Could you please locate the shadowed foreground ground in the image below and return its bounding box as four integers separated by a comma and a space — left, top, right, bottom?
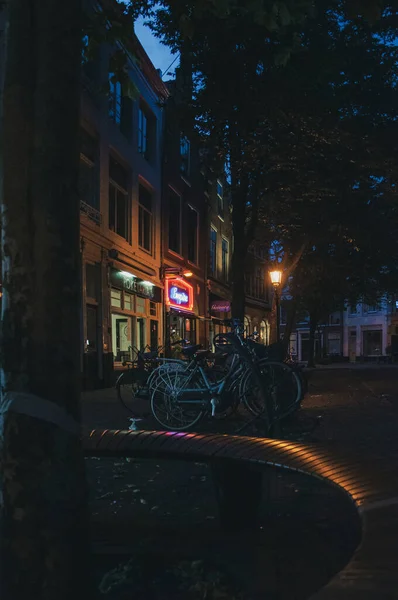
83, 366, 398, 599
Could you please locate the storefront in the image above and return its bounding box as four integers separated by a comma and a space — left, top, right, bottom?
164, 277, 198, 345
209, 294, 231, 348
244, 300, 271, 344
110, 268, 162, 364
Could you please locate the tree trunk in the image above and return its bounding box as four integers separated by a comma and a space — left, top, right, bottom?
230, 244, 246, 322
230, 186, 249, 323
307, 311, 318, 368
282, 299, 297, 357
0, 1, 94, 598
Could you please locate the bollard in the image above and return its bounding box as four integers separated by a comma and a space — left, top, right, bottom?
211, 462, 263, 531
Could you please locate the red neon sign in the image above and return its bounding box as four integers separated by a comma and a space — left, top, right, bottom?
165, 278, 194, 312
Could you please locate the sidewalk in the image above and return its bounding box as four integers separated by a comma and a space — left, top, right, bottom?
306, 361, 398, 370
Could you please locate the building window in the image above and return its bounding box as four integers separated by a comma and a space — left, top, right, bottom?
136, 296, 146, 314
363, 303, 379, 314
349, 304, 358, 315
109, 75, 122, 125
138, 106, 148, 156
138, 184, 153, 253
138, 103, 155, 160
260, 320, 269, 345
328, 333, 341, 355
111, 288, 122, 308
209, 226, 217, 276
109, 157, 129, 241
124, 293, 133, 311
79, 128, 99, 210
244, 316, 251, 335
255, 267, 264, 298
217, 180, 224, 218
187, 205, 198, 264
180, 136, 190, 177
222, 238, 229, 281
150, 301, 157, 317
363, 330, 382, 356
168, 188, 181, 254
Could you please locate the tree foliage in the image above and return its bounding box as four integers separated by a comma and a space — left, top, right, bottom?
139, 0, 398, 321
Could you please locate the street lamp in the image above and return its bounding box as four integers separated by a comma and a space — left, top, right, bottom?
269, 269, 283, 342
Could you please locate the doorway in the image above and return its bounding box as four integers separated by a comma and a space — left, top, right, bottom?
112, 314, 133, 362
150, 319, 158, 351
136, 317, 146, 351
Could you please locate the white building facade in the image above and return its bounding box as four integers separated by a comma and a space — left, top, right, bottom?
343, 300, 391, 360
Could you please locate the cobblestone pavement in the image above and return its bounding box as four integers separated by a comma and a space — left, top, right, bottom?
82, 367, 398, 599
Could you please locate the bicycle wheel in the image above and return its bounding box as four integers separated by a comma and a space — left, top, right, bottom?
239, 364, 269, 417
147, 360, 186, 393
116, 368, 149, 414
150, 370, 206, 431
257, 360, 301, 419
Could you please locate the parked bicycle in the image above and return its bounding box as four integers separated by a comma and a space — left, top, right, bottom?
115, 339, 185, 414
116, 320, 307, 434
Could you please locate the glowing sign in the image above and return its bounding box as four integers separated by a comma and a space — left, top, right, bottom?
211, 301, 231, 313
166, 278, 194, 312
170, 287, 189, 304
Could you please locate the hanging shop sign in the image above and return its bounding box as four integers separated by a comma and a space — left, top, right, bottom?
110, 269, 161, 302
211, 300, 231, 313
166, 278, 194, 312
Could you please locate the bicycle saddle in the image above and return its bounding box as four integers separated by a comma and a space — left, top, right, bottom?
141, 351, 158, 360
181, 344, 202, 356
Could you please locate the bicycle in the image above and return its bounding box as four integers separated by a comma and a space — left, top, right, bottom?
115, 339, 185, 415
150, 331, 270, 431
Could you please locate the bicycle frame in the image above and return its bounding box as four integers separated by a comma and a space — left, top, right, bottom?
166, 354, 244, 406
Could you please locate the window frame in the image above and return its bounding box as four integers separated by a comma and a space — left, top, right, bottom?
221, 237, 229, 282
138, 106, 148, 157
209, 225, 217, 277
138, 184, 153, 254
108, 75, 122, 125
109, 158, 130, 242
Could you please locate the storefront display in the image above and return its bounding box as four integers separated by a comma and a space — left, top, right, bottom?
165, 277, 197, 345
110, 268, 162, 362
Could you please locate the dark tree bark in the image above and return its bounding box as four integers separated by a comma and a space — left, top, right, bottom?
282, 299, 298, 357
0, 1, 94, 598
230, 232, 247, 322
230, 169, 259, 323
307, 310, 318, 368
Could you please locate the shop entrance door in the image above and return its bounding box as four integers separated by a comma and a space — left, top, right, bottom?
150, 319, 158, 351
113, 315, 133, 362
136, 317, 146, 351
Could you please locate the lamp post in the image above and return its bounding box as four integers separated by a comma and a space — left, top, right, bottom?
269, 269, 283, 342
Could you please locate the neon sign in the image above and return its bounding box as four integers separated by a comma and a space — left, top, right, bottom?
170, 287, 189, 304
166, 278, 194, 312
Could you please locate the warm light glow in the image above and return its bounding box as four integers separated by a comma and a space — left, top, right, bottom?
269, 269, 283, 287
183, 270, 193, 277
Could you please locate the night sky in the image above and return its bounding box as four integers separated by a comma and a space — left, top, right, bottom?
135, 15, 179, 79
